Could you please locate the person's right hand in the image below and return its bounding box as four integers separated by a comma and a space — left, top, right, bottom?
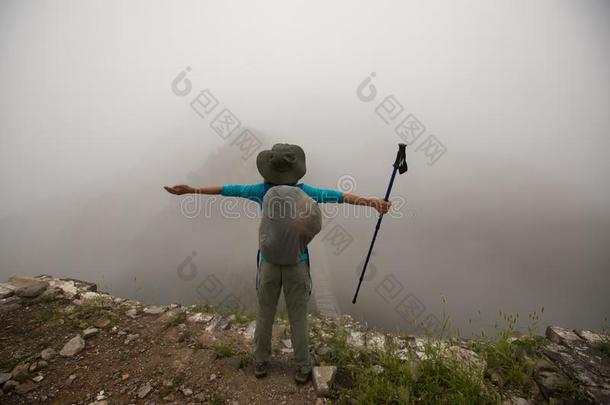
164, 184, 193, 195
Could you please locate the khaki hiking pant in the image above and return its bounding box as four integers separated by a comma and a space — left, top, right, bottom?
254, 260, 312, 373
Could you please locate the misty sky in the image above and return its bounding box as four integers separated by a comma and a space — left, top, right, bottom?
1, 0, 609, 336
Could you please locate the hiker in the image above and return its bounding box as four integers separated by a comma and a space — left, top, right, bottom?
164, 143, 391, 384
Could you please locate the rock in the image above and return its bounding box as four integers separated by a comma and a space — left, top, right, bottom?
0, 283, 16, 299
89, 401, 109, 405
137, 382, 152, 398
60, 335, 85, 357
502, 397, 532, 405
93, 319, 111, 328
447, 346, 486, 377
124, 333, 139, 344
209, 373, 217, 381
7, 276, 49, 298
15, 380, 37, 394
65, 374, 77, 385
2, 379, 18, 392
316, 345, 333, 357
546, 326, 583, 346
0, 303, 21, 314
37, 360, 48, 369
16, 283, 48, 298
347, 331, 365, 349
44, 277, 96, 296
534, 370, 569, 399
243, 320, 256, 341
25, 286, 59, 303
574, 329, 605, 345
40, 347, 57, 360
543, 327, 610, 403
313, 366, 337, 397
46, 279, 79, 298
281, 338, 294, 353
187, 312, 213, 323
11, 363, 30, 382
366, 332, 386, 352
0, 295, 21, 305
126, 308, 138, 318
0, 373, 11, 385
205, 315, 232, 332
143, 305, 167, 315
83, 327, 100, 338
181, 387, 193, 396
487, 367, 504, 386
32, 375, 44, 383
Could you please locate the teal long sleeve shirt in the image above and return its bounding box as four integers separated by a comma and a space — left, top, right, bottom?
220, 183, 344, 205
220, 182, 344, 266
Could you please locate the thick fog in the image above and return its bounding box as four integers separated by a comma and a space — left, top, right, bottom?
1, 0, 609, 337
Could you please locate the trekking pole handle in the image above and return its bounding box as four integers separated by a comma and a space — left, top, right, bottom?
393, 143, 408, 175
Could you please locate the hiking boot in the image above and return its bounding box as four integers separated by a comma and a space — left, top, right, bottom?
294, 368, 311, 384
254, 361, 268, 378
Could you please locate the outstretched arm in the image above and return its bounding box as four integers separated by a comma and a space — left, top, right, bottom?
343, 192, 391, 214
164, 184, 222, 195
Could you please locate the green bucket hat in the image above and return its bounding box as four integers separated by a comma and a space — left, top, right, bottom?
256, 143, 306, 185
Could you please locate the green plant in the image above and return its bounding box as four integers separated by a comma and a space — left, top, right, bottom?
596, 340, 610, 358
471, 309, 549, 397
411, 340, 498, 405
551, 382, 588, 402
212, 342, 236, 359
210, 392, 225, 405
168, 310, 187, 327
234, 310, 257, 324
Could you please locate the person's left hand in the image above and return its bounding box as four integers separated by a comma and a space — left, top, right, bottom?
373, 198, 391, 214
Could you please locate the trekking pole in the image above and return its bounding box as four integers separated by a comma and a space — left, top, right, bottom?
352, 143, 408, 304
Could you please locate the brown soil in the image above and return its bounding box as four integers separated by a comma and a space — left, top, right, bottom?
0, 297, 321, 404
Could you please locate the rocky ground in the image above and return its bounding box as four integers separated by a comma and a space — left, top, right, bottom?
0, 275, 609, 405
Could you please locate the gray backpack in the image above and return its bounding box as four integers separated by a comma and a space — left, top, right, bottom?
259, 185, 322, 265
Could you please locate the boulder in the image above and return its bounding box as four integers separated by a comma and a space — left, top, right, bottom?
534, 370, 569, 399
0, 283, 16, 299
243, 320, 256, 341
187, 312, 214, 323
543, 326, 610, 403
8, 276, 49, 297
60, 335, 85, 357
574, 329, 605, 345
143, 305, 167, 315
313, 366, 337, 397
